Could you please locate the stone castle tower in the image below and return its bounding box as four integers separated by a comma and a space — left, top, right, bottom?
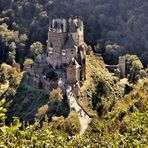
119, 56, 126, 78
47, 18, 84, 68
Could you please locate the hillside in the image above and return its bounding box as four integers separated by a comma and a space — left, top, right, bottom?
0, 0, 148, 147
0, 65, 69, 122
0, 77, 147, 147
6, 76, 69, 122
1, 54, 125, 122
83, 79, 148, 147
0, 49, 147, 147
79, 54, 125, 116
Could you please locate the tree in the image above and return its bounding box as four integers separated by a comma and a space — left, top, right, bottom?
0, 63, 11, 84
30, 41, 43, 59
50, 89, 63, 103
126, 55, 144, 84
0, 63, 21, 88
62, 112, 81, 135
7, 50, 16, 64
23, 58, 34, 68
0, 99, 7, 126
104, 43, 123, 64
140, 52, 148, 67
49, 88, 63, 112
0, 68, 6, 84
126, 55, 140, 74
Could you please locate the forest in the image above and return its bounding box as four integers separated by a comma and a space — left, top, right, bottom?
0, 0, 148, 147
0, 0, 148, 66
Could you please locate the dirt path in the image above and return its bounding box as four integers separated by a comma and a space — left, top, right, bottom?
66, 86, 91, 135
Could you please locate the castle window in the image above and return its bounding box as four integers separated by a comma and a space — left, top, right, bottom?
62, 50, 66, 56
49, 47, 53, 54
61, 24, 63, 31
50, 42, 53, 48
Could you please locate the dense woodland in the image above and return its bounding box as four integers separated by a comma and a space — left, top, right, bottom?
0, 0, 148, 147
0, 0, 148, 65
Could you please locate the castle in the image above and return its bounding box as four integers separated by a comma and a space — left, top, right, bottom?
27, 18, 86, 96
26, 18, 126, 96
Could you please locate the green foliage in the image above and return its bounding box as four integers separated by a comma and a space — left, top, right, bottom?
7, 80, 69, 122
0, 23, 27, 64
23, 58, 34, 68
0, 0, 147, 66
7, 81, 50, 122
0, 1, 147, 146
0, 64, 11, 82
0, 99, 7, 125
62, 112, 81, 136
0, 66, 147, 148
82, 80, 148, 147
80, 55, 125, 116
0, 63, 22, 111
104, 42, 123, 64
126, 54, 146, 83
29, 41, 43, 59
49, 88, 63, 104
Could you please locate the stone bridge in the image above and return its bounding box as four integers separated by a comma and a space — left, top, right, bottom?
66, 86, 91, 134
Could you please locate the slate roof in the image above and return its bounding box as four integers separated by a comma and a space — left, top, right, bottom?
63, 35, 77, 49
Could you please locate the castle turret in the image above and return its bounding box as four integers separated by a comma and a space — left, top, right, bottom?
119, 56, 126, 78
66, 58, 81, 84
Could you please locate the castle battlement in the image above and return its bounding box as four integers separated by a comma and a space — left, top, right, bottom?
49, 18, 84, 34
47, 18, 84, 68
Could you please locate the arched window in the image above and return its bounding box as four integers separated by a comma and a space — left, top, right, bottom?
61, 24, 63, 31
50, 42, 53, 48
54, 21, 58, 29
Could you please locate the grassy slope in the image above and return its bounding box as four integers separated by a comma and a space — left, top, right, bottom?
6, 80, 49, 122
79, 54, 125, 116
6, 77, 69, 122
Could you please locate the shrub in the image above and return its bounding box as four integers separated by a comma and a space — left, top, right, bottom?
62, 112, 80, 135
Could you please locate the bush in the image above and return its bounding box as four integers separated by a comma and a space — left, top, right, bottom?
62, 112, 80, 135
35, 104, 48, 119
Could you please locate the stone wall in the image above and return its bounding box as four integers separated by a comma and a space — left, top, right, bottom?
66, 64, 80, 84
28, 77, 40, 89
47, 31, 67, 68
119, 56, 126, 78
62, 48, 78, 64
28, 75, 58, 92
105, 56, 126, 78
